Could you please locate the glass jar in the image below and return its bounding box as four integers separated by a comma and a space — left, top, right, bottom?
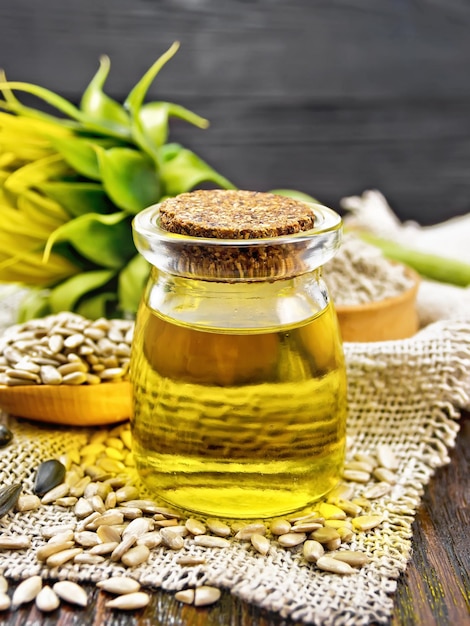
130, 192, 347, 519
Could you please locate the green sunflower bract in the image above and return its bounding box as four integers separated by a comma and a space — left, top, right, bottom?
0, 42, 235, 320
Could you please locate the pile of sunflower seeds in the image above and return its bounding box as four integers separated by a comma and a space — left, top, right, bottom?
0, 421, 401, 613
0, 313, 133, 387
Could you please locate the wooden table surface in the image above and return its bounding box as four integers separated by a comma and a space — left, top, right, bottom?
3, 411, 469, 626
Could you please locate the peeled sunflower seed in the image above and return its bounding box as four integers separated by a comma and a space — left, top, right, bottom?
53, 581, 88, 607
270, 518, 291, 536
352, 515, 383, 532
120, 544, 150, 567
33, 459, 66, 496
0, 592, 11, 611
36, 585, 60, 612
174, 589, 194, 604
36, 541, 76, 561
193, 535, 230, 549
303, 540, 324, 563
330, 550, 371, 567
205, 518, 231, 537
277, 532, 307, 548
362, 482, 392, 500
97, 576, 141, 594
0, 535, 31, 549
105, 591, 150, 610
174, 586, 221, 607
251, 533, 270, 555
316, 556, 356, 575
194, 586, 222, 607
376, 444, 399, 470
234, 523, 266, 540
176, 555, 207, 566
11, 575, 42, 607
0, 483, 22, 519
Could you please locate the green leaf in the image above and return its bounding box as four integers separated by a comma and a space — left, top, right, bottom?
161, 142, 183, 161
39, 181, 115, 217
118, 254, 150, 316
80, 55, 130, 134
0, 80, 85, 122
51, 136, 102, 180
137, 102, 209, 149
161, 147, 235, 196
96, 146, 161, 213
124, 42, 180, 116
49, 269, 116, 313
76, 290, 118, 319
43, 212, 135, 269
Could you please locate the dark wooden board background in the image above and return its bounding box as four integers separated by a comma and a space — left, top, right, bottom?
1, 0, 470, 225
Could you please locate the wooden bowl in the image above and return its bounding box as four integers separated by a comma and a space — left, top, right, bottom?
336, 266, 420, 342
0, 380, 133, 426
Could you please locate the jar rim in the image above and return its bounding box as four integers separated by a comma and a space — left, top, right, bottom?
133, 201, 342, 247
132, 201, 343, 281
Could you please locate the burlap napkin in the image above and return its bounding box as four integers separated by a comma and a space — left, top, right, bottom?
1, 316, 469, 625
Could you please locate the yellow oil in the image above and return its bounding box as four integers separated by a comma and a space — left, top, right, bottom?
130, 301, 347, 519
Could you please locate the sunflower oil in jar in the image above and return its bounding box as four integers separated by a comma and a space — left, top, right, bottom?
130, 190, 347, 519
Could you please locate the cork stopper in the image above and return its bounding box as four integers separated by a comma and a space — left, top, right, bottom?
158, 189, 315, 239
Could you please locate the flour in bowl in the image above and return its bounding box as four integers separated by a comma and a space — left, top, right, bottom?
324, 234, 415, 306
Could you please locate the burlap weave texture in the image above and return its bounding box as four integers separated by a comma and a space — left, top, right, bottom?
0, 318, 469, 625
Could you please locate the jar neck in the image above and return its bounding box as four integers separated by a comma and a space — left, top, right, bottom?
145, 267, 330, 332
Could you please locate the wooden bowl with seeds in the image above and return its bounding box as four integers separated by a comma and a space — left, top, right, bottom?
335, 265, 420, 342
0, 381, 132, 426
